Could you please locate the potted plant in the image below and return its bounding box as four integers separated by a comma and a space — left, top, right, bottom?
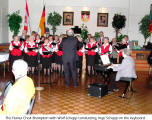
138, 14, 151, 45
94, 32, 100, 40
116, 33, 125, 42
112, 14, 126, 38
47, 11, 62, 36
7, 10, 22, 35
81, 24, 88, 41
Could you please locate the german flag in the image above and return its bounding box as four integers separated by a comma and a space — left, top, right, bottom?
39, 6, 45, 36
149, 4, 152, 34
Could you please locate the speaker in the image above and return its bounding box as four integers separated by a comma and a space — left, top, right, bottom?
88, 83, 108, 98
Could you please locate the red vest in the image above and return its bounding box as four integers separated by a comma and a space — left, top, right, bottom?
26, 43, 37, 56
119, 43, 128, 57
11, 41, 22, 56
41, 44, 52, 58
87, 42, 97, 56
77, 47, 83, 56
101, 44, 110, 55
23, 40, 28, 48
56, 43, 63, 56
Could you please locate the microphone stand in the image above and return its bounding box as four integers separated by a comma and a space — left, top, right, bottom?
35, 44, 44, 91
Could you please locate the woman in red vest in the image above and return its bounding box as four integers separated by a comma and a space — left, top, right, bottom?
100, 37, 112, 57
9, 35, 23, 68
118, 38, 129, 63
24, 36, 38, 74
40, 39, 52, 75
76, 35, 84, 75
56, 36, 63, 74
86, 37, 98, 75
51, 35, 58, 72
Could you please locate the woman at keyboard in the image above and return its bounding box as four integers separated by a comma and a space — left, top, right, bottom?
108, 48, 137, 92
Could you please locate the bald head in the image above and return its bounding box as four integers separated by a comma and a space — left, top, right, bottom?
66, 29, 74, 37
12, 59, 28, 80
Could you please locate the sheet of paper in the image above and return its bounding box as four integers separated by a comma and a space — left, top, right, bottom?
100, 54, 110, 65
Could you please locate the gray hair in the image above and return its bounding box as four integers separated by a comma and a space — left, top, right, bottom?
123, 48, 130, 56
12, 59, 28, 79
66, 29, 74, 36
29, 35, 35, 40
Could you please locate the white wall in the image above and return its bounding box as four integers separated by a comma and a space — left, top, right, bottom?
0, 0, 8, 43
7, 0, 152, 46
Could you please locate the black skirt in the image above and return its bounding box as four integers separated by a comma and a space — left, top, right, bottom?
56, 55, 63, 64
86, 55, 96, 66
76, 56, 82, 68
26, 55, 38, 67
9, 54, 22, 68
51, 52, 57, 63
23, 53, 28, 63
42, 57, 51, 68
95, 53, 100, 64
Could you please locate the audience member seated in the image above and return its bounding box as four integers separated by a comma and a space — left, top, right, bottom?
108, 48, 137, 92
0, 59, 35, 115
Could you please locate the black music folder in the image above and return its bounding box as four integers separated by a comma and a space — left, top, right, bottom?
85, 46, 97, 51
20, 38, 25, 42
13, 45, 20, 49
43, 51, 50, 55
28, 47, 37, 51
37, 41, 44, 45
115, 44, 127, 50
51, 42, 57, 46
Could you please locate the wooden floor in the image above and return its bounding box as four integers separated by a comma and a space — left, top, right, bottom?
0, 65, 152, 114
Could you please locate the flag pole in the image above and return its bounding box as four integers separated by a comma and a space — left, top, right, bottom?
35, 0, 45, 91
28, 18, 32, 35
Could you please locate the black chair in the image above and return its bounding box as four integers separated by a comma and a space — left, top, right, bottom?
26, 96, 35, 114
119, 77, 137, 98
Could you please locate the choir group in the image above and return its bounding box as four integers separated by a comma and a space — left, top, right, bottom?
9, 30, 130, 76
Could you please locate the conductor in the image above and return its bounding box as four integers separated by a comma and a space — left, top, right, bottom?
60, 29, 78, 87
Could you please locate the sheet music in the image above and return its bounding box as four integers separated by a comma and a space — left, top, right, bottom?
100, 54, 110, 65
44, 46, 51, 52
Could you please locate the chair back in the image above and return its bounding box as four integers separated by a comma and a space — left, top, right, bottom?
26, 96, 35, 114
4, 81, 13, 98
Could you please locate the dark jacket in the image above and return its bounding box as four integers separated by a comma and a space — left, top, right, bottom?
60, 36, 78, 61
